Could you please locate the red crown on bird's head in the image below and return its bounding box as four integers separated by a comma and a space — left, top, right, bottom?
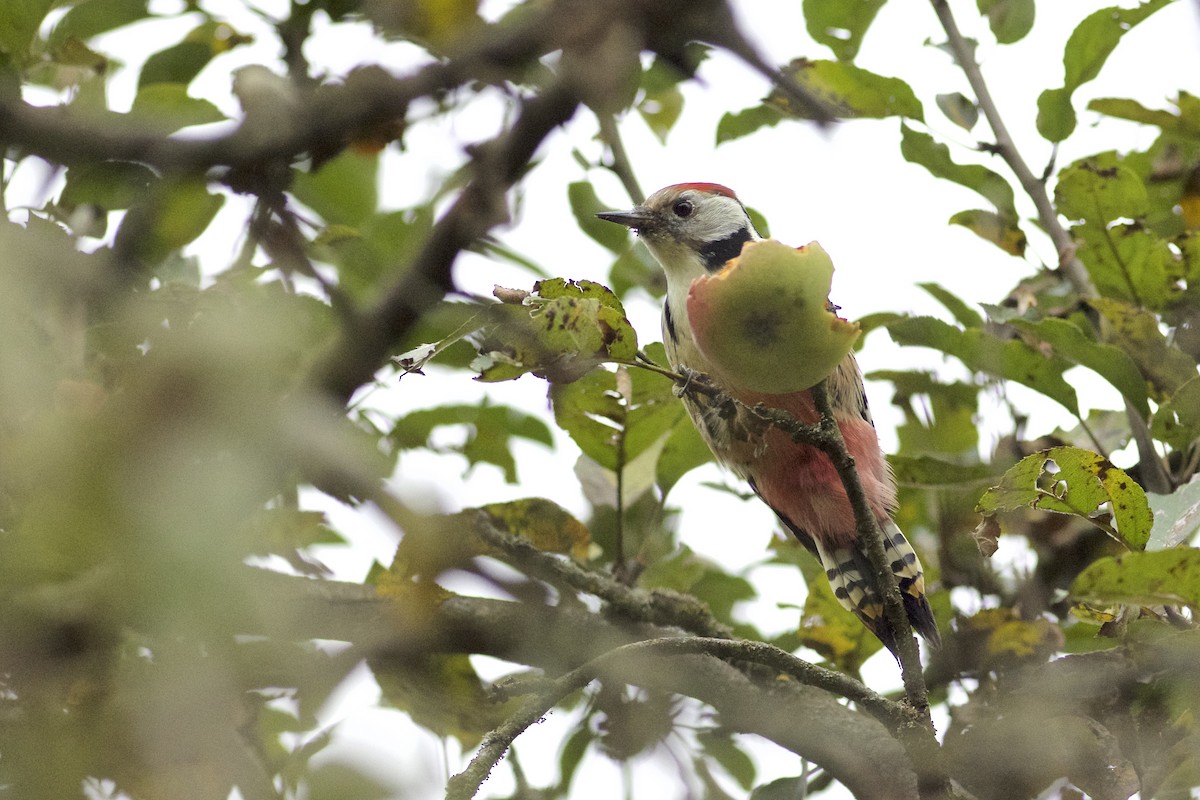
665, 182, 738, 199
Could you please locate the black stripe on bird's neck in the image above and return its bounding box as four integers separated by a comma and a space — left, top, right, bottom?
699, 226, 753, 272
663, 300, 678, 343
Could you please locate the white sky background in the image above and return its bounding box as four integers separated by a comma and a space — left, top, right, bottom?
16, 0, 1200, 797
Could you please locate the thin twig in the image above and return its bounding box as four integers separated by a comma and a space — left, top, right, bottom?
928, 0, 1091, 296
597, 112, 644, 204
929, 0, 1173, 496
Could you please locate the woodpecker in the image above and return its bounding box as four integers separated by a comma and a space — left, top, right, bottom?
598, 183, 939, 655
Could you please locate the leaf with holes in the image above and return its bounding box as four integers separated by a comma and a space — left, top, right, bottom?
801, 0, 885, 61
976, 446, 1152, 550
474, 279, 638, 384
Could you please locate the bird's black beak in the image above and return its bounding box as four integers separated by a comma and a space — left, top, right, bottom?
596, 209, 655, 230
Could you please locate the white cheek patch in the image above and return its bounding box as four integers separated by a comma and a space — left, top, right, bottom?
688, 195, 759, 243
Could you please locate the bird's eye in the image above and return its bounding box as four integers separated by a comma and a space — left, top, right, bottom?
672, 199, 694, 218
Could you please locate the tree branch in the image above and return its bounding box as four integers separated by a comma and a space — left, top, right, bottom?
247, 568, 920, 798
447, 636, 916, 800
473, 514, 733, 639
0, 12, 553, 175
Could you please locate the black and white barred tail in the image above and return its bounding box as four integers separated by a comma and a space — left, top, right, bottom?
815, 520, 940, 655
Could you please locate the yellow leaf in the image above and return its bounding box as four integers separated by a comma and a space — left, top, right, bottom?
482, 497, 592, 561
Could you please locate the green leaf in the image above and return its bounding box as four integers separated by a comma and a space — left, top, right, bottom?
569, 181, 630, 253
0, 0, 54, 61
138, 21, 253, 88
936, 91, 979, 130
697, 729, 756, 790
128, 82, 226, 134
244, 508, 343, 564
1147, 475, 1200, 550
657, 411, 712, 496
49, 0, 150, 47
900, 124, 1016, 218
802, 0, 886, 61
115, 177, 225, 263
1007, 316, 1149, 416
153, 252, 202, 288
608, 244, 664, 299
60, 161, 157, 212
716, 104, 784, 145
887, 316, 1079, 416
1087, 97, 1183, 130
154, 179, 225, 252
949, 209, 1027, 256
321, 206, 433, 299
1036, 87, 1077, 146
1088, 298, 1197, 399
1151, 376, 1200, 453
871, 370, 982, 455
919, 282, 983, 328
1072, 548, 1200, 609
640, 546, 755, 626
139, 40, 215, 89
977, 446, 1152, 551
977, 0, 1035, 44
475, 280, 638, 384
481, 498, 591, 559
549, 370, 621, 467
391, 400, 553, 483
393, 304, 484, 376
551, 360, 679, 472
745, 206, 770, 238
306, 762, 392, 800
768, 58, 922, 121
1054, 154, 1184, 309
751, 777, 810, 800
1055, 153, 1148, 224
637, 57, 686, 143
1036, 0, 1171, 142
292, 150, 379, 228
1074, 223, 1177, 309
557, 725, 593, 794
889, 455, 1000, 487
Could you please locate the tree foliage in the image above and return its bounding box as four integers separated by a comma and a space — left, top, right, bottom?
1, 0, 1199, 798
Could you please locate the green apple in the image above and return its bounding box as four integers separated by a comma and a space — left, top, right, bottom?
686, 240, 860, 394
